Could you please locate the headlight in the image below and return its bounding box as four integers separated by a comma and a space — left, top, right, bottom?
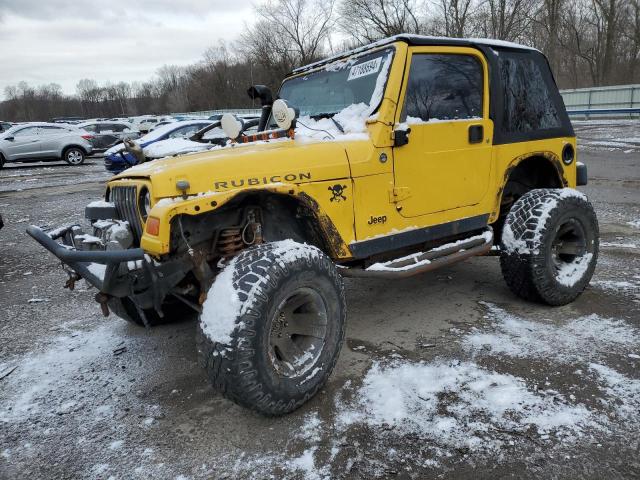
138, 187, 151, 221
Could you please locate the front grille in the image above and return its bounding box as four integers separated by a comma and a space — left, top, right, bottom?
110, 186, 143, 243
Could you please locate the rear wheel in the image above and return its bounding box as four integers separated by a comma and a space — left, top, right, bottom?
63, 147, 85, 166
197, 241, 346, 415
500, 188, 599, 305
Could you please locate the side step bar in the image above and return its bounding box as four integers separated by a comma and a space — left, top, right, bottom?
341, 229, 493, 279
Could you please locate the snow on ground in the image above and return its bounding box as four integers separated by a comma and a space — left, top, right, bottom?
463, 302, 638, 362
0, 323, 130, 423
573, 119, 640, 152
337, 360, 594, 453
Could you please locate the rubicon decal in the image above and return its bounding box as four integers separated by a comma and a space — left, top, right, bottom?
214, 172, 311, 190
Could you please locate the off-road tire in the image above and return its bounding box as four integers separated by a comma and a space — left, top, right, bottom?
196, 241, 346, 416
500, 188, 598, 305
108, 296, 196, 327
63, 147, 85, 166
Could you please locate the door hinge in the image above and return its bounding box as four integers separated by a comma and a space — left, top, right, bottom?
389, 187, 411, 202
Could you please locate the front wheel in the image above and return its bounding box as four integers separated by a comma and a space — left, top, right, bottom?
197, 241, 346, 415
500, 188, 599, 305
63, 147, 85, 165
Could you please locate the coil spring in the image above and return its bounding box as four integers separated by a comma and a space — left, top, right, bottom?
218, 227, 244, 256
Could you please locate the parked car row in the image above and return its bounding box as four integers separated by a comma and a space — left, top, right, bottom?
0, 112, 259, 170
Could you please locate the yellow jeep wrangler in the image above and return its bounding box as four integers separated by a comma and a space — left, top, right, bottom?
28, 35, 598, 415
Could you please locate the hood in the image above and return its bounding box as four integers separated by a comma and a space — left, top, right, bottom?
112, 137, 354, 199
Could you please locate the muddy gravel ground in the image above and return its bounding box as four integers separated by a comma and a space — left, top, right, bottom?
1, 145, 639, 480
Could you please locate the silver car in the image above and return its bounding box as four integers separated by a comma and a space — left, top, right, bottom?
77, 121, 141, 153
0, 123, 93, 168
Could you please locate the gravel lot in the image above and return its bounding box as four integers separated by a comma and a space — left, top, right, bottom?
1, 134, 639, 479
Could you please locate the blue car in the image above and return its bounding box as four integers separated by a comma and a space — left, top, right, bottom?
103, 120, 212, 173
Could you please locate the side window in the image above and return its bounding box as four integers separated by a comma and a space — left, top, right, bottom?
13, 127, 39, 137
498, 52, 561, 133
38, 126, 63, 135
83, 124, 98, 133
169, 124, 206, 138
403, 54, 483, 122
99, 124, 116, 133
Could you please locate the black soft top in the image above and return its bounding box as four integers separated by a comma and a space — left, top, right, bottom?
287, 34, 573, 145
290, 34, 537, 75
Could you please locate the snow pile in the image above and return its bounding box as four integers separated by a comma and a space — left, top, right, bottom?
337, 360, 593, 451
0, 324, 122, 422
464, 302, 638, 362
296, 103, 371, 142
502, 188, 587, 255
86, 200, 114, 209
589, 363, 640, 418
200, 240, 323, 345
86, 263, 107, 281
556, 253, 593, 286
295, 52, 392, 143
144, 138, 217, 159
200, 258, 243, 345
627, 219, 640, 229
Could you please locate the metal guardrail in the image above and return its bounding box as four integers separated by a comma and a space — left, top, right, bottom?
171, 108, 262, 118
561, 84, 640, 118
567, 107, 640, 116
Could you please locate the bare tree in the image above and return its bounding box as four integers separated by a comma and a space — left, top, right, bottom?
477, 0, 534, 41
241, 0, 335, 74
338, 0, 423, 43
436, 0, 476, 37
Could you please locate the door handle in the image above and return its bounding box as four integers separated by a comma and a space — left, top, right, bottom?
468, 125, 483, 144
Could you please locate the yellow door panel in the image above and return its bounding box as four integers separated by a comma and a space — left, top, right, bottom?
392, 47, 493, 218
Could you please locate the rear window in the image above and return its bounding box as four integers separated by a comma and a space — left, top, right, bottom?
498, 52, 561, 133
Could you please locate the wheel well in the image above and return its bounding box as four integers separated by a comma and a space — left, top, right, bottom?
172, 191, 341, 258
495, 155, 564, 234
62, 145, 88, 156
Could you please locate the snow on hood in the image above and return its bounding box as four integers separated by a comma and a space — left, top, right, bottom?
143, 138, 217, 159
105, 143, 126, 156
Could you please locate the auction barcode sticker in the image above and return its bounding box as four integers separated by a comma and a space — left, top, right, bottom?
347, 57, 382, 81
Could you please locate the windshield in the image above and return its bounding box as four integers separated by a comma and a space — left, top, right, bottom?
278, 47, 394, 118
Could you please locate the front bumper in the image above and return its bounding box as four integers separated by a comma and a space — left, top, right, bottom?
26, 224, 191, 312
27, 224, 145, 292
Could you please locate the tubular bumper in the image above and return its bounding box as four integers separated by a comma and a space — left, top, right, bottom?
26, 224, 144, 291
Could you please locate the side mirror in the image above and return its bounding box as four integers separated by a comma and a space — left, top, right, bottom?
5, 136, 14, 141
393, 127, 411, 147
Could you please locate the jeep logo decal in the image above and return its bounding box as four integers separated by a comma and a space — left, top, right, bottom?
367, 215, 387, 225
214, 172, 311, 190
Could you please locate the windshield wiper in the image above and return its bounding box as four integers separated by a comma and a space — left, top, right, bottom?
330, 117, 345, 133
309, 112, 344, 134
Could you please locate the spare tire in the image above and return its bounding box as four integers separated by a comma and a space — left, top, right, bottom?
500, 188, 599, 305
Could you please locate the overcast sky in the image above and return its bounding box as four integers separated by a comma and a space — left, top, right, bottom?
0, 0, 255, 99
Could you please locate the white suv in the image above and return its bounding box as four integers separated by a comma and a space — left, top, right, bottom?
0, 123, 94, 168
